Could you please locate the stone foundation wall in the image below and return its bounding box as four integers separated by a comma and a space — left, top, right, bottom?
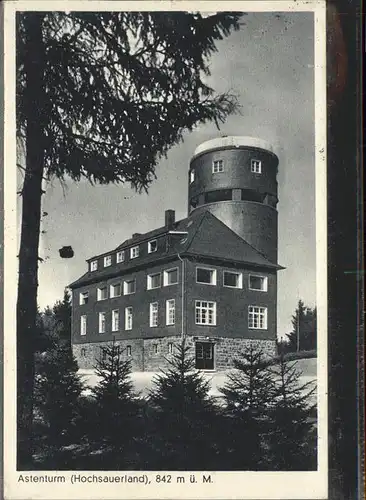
73, 338, 144, 371
213, 337, 276, 370
73, 336, 276, 372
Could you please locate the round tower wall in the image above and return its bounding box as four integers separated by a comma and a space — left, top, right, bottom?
188, 139, 279, 263
189, 147, 278, 201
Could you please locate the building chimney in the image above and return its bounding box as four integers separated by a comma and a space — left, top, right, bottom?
132, 233, 141, 239
165, 209, 175, 228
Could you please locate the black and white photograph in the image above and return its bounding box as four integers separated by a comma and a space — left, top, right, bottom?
3, 1, 328, 499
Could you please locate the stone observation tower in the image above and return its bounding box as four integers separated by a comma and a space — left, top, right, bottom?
188, 136, 279, 263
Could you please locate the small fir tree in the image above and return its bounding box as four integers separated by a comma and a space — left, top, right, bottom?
33, 340, 84, 449
266, 353, 317, 470
148, 339, 221, 470
90, 340, 141, 469
219, 346, 276, 470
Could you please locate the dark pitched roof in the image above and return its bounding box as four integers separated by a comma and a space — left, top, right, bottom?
69, 210, 282, 289
183, 211, 280, 268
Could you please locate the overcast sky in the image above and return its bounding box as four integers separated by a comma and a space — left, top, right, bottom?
18, 11, 315, 337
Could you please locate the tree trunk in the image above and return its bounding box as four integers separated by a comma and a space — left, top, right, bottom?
17, 12, 45, 469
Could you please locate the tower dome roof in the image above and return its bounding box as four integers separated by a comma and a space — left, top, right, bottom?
193, 136, 276, 159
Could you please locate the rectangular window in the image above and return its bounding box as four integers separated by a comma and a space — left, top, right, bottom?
248, 306, 267, 329
79, 291, 89, 305
90, 260, 98, 271
195, 301, 217, 325
163, 267, 179, 286
130, 246, 139, 259
126, 345, 132, 356
110, 283, 122, 298
196, 267, 217, 285
112, 309, 119, 332
223, 271, 243, 289
153, 344, 158, 355
147, 272, 161, 290
97, 287, 108, 301
148, 240, 157, 253
168, 343, 173, 354
98, 312, 106, 334
166, 299, 175, 326
80, 315, 87, 336
249, 275, 268, 292
190, 169, 195, 183
125, 307, 133, 330
212, 159, 224, 173
150, 302, 158, 327
123, 279, 136, 295
116, 251, 125, 263
104, 255, 112, 267
251, 159, 262, 174
81, 348, 86, 357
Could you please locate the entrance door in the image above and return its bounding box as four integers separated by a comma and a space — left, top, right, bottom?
195, 342, 214, 370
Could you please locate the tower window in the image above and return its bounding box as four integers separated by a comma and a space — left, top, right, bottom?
248, 306, 267, 329
249, 275, 268, 292
195, 301, 216, 325
223, 271, 243, 289
212, 159, 224, 173
196, 267, 217, 286
204, 189, 232, 204
116, 250, 125, 263
251, 159, 262, 174
190, 169, 195, 183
